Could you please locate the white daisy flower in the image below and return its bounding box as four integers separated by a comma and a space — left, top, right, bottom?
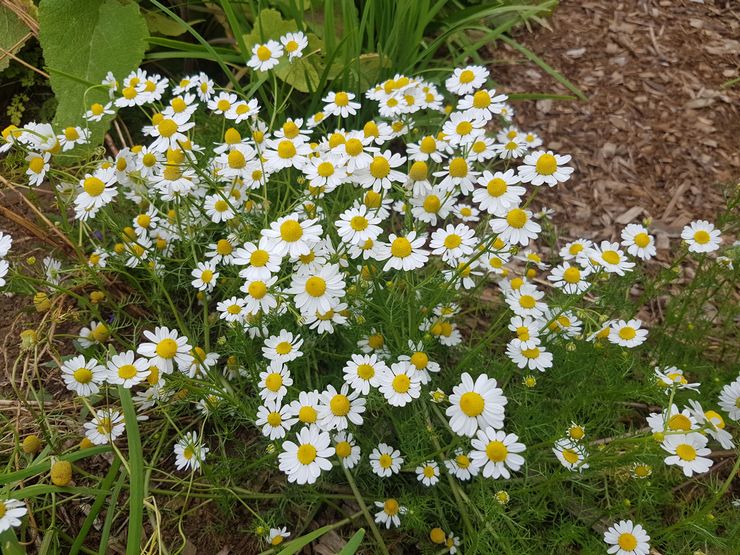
686, 399, 734, 450
268, 527, 291, 547
552, 438, 589, 472
233, 238, 283, 281
415, 460, 441, 486
378, 360, 422, 407
343, 353, 386, 394
429, 223, 476, 263
473, 169, 525, 215
470, 427, 526, 479
654, 366, 700, 393
374, 499, 407, 528
261, 214, 322, 257
446, 372, 507, 437
506, 337, 553, 372
490, 207, 541, 246
445, 65, 488, 95
84, 101, 115, 122
281, 31, 308, 60
547, 262, 592, 294
559, 239, 593, 261
590, 241, 635, 275
661, 432, 713, 477
354, 150, 407, 193
646, 404, 697, 434
247, 40, 283, 71
317, 383, 366, 431
378, 231, 429, 271
518, 150, 574, 187
333, 431, 361, 469
191, 261, 219, 292
106, 350, 150, 388
137, 326, 193, 374
217, 296, 246, 323
287, 263, 346, 315
608, 319, 648, 348
0, 231, 12, 258
621, 224, 656, 260
256, 398, 295, 440
60, 355, 105, 396
369, 443, 403, 477
174, 431, 209, 472
457, 87, 507, 119
239, 275, 278, 314
718, 377, 740, 421
505, 283, 547, 318
681, 220, 722, 253
0, 499, 27, 533
603, 520, 651, 555
443, 448, 480, 481
278, 426, 334, 485
323, 90, 361, 118
336, 205, 383, 246
84, 408, 125, 445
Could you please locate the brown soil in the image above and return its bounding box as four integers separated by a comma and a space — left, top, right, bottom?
494, 0, 740, 242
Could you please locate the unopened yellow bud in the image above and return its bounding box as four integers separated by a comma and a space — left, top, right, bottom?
50, 460, 72, 486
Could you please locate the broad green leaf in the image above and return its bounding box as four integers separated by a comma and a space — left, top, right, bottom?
144, 11, 188, 37
38, 0, 149, 139
0, 5, 31, 72
337, 529, 365, 555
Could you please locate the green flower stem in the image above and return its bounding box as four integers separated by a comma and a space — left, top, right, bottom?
342, 463, 390, 555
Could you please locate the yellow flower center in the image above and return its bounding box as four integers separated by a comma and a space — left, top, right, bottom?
317, 161, 334, 177
634, 232, 650, 248
506, 208, 527, 229
563, 267, 581, 283
298, 405, 317, 423
408, 161, 428, 181
617, 533, 638, 551
676, 443, 697, 461
667, 414, 692, 431
569, 426, 585, 440
214, 200, 229, 212
486, 440, 508, 462
267, 411, 282, 427
391, 237, 413, 258
456, 454, 471, 468
430, 528, 446, 544
601, 250, 620, 265
279, 219, 303, 242
392, 374, 411, 393
444, 234, 462, 249
256, 45, 272, 61
472, 90, 491, 108
265, 372, 283, 391
248, 281, 268, 299
423, 465, 436, 478
336, 441, 352, 458
693, 230, 710, 244
330, 394, 351, 416
522, 347, 540, 359
419, 136, 437, 154
519, 295, 536, 309
73, 368, 93, 384
334, 92, 349, 106
345, 138, 363, 156
122, 86, 137, 99
296, 444, 317, 464
117, 364, 138, 380
216, 239, 233, 255
156, 338, 178, 359
459, 391, 484, 417
455, 121, 472, 136
275, 341, 292, 355
228, 149, 246, 169
64, 127, 80, 141
91, 323, 110, 343
459, 69, 475, 83
305, 276, 327, 297
423, 195, 441, 213
562, 449, 580, 464
383, 498, 400, 515
277, 140, 296, 159
200, 269, 214, 284
618, 327, 636, 340
410, 352, 428, 370
535, 153, 557, 175
91, 103, 105, 115
379, 453, 393, 468
369, 156, 390, 179
83, 177, 105, 197
357, 363, 375, 380
350, 215, 368, 231
157, 119, 178, 138
448, 157, 468, 178
368, 334, 384, 349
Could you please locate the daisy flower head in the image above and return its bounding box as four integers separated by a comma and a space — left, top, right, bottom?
378, 231, 429, 271
0, 499, 27, 533
490, 207, 541, 246
256, 398, 294, 440
262, 330, 304, 364
433, 155, 479, 194
681, 220, 722, 253
191, 261, 219, 292
60, 355, 105, 396
369, 443, 403, 477
553, 438, 589, 472
78, 320, 111, 348
357, 330, 390, 358
138, 326, 193, 374
317, 383, 365, 431
261, 214, 322, 257
445, 65, 489, 95
566, 422, 586, 441
621, 224, 656, 260
444, 448, 480, 481
258, 361, 294, 402
378, 360, 422, 407
263, 136, 311, 171
374, 499, 407, 529
506, 337, 554, 372
106, 350, 150, 388
334, 431, 361, 468
74, 167, 118, 217
240, 275, 278, 315
248, 40, 283, 71
608, 319, 648, 348
473, 169, 525, 215
430, 223, 476, 263
409, 186, 454, 226
280, 31, 308, 61
604, 520, 650, 555
415, 460, 441, 486
84, 408, 125, 445
457, 87, 508, 120
645, 403, 697, 434
591, 241, 635, 275
505, 283, 547, 318
661, 432, 713, 477
631, 462, 653, 479
560, 238, 593, 261
278, 426, 334, 485
470, 427, 526, 479
58, 126, 90, 151
233, 238, 283, 281
336, 205, 383, 246
518, 150, 574, 187
0, 231, 12, 258
686, 399, 734, 449
84, 101, 115, 122
288, 263, 346, 315
441, 111, 486, 145
718, 377, 740, 421
653, 366, 700, 393
174, 431, 209, 472
343, 353, 386, 394
268, 527, 291, 547
397, 340, 440, 385
323, 90, 361, 118
446, 372, 507, 437
355, 150, 407, 192
547, 262, 592, 295
217, 296, 246, 323
147, 112, 195, 153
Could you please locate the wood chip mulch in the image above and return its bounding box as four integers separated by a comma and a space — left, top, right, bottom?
493, 0, 740, 243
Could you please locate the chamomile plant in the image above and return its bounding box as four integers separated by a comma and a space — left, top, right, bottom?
0, 56, 738, 554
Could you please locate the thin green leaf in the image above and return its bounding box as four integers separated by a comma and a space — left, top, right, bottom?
337, 529, 365, 555
276, 523, 340, 555
119, 387, 145, 555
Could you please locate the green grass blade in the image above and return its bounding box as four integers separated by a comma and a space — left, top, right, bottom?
97, 467, 125, 555
119, 387, 145, 555
220, 0, 249, 63
70, 457, 122, 555
0, 529, 25, 555
336, 529, 365, 555
499, 35, 587, 101
276, 523, 342, 555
